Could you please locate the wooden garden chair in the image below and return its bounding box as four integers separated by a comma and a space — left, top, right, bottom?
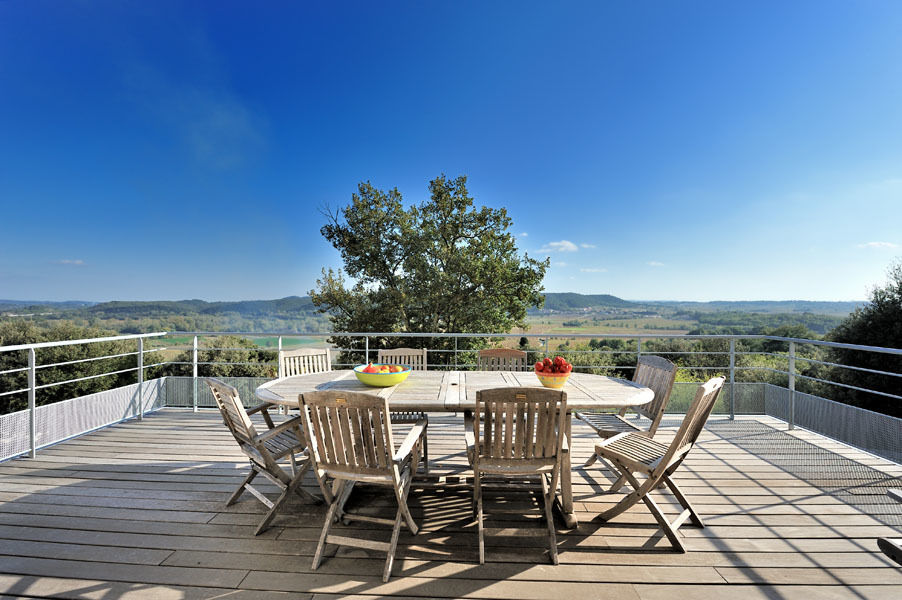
279, 347, 331, 377
593, 376, 725, 552
477, 348, 529, 371
299, 390, 428, 582
577, 355, 678, 487
377, 347, 428, 370
464, 387, 567, 564
204, 378, 318, 535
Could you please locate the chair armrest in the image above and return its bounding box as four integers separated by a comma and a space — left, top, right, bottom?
247, 403, 276, 428
246, 403, 273, 415
254, 415, 304, 443
393, 418, 428, 464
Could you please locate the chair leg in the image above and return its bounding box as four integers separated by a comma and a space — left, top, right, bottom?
596, 461, 656, 522
313, 480, 345, 571
288, 460, 319, 502
609, 468, 687, 553
663, 473, 704, 528
395, 475, 418, 535
254, 462, 314, 535
609, 473, 628, 493
421, 434, 429, 474
384, 474, 414, 582
641, 491, 686, 552
255, 486, 287, 536
383, 503, 404, 582
541, 473, 559, 565
334, 480, 356, 523
477, 493, 485, 565
474, 471, 485, 564
228, 467, 258, 505
583, 451, 599, 467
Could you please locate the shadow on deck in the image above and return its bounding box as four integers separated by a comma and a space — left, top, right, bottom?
0, 410, 900, 599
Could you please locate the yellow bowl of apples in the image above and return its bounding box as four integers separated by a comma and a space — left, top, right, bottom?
354, 363, 412, 387
534, 356, 573, 389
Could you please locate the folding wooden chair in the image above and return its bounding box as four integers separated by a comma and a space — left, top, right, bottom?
299, 390, 428, 582
577, 355, 678, 483
464, 387, 567, 564
279, 347, 331, 377
593, 376, 725, 552
477, 348, 529, 371
377, 347, 428, 370
205, 378, 318, 535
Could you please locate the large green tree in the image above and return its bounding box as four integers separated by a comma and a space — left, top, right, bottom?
310, 174, 548, 365
826, 260, 902, 416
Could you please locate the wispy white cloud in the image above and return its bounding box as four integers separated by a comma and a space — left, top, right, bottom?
122, 40, 267, 170
54, 259, 85, 266
858, 241, 898, 249
519, 232, 528, 237
554, 261, 569, 267
580, 267, 607, 273
540, 240, 578, 253
580, 243, 596, 249
647, 261, 665, 267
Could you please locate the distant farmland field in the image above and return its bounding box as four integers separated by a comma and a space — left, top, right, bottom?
517, 314, 691, 336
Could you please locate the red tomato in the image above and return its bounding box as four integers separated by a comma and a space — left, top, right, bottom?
535, 361, 544, 372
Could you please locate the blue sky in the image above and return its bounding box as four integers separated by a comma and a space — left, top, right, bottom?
1, 1, 900, 302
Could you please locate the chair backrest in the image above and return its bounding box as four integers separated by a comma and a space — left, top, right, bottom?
658, 376, 725, 472
299, 390, 395, 478
280, 347, 331, 377
205, 377, 259, 446
632, 355, 678, 431
477, 348, 528, 371
377, 347, 428, 371
474, 387, 567, 462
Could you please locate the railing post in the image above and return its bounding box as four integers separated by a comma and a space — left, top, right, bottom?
788, 341, 796, 430
365, 336, 369, 364
137, 337, 144, 420
637, 338, 642, 358
454, 336, 458, 369
544, 337, 549, 357
729, 337, 735, 420
277, 336, 283, 378
28, 347, 36, 458
192, 335, 198, 413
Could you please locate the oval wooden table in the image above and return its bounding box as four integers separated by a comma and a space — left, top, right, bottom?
256, 370, 653, 527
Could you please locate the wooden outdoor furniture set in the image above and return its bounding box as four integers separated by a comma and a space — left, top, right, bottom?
205, 350, 726, 580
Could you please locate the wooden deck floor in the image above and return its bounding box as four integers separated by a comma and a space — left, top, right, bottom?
1, 409, 900, 599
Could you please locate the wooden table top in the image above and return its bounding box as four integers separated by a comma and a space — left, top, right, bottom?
255, 370, 653, 412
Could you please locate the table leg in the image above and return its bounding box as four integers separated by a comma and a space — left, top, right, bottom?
554, 412, 578, 528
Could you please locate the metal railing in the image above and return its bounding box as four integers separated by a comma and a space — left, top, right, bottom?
0, 332, 166, 457
1, 330, 900, 461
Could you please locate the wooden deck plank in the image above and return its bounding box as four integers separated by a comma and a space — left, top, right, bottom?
0, 409, 898, 599
0, 574, 305, 600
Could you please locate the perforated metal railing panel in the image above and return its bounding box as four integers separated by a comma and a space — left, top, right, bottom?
699, 419, 902, 528
163, 376, 270, 409
0, 379, 163, 461
765, 384, 902, 463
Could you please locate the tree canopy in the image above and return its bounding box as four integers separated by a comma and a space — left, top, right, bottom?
310, 175, 548, 363
826, 260, 902, 416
